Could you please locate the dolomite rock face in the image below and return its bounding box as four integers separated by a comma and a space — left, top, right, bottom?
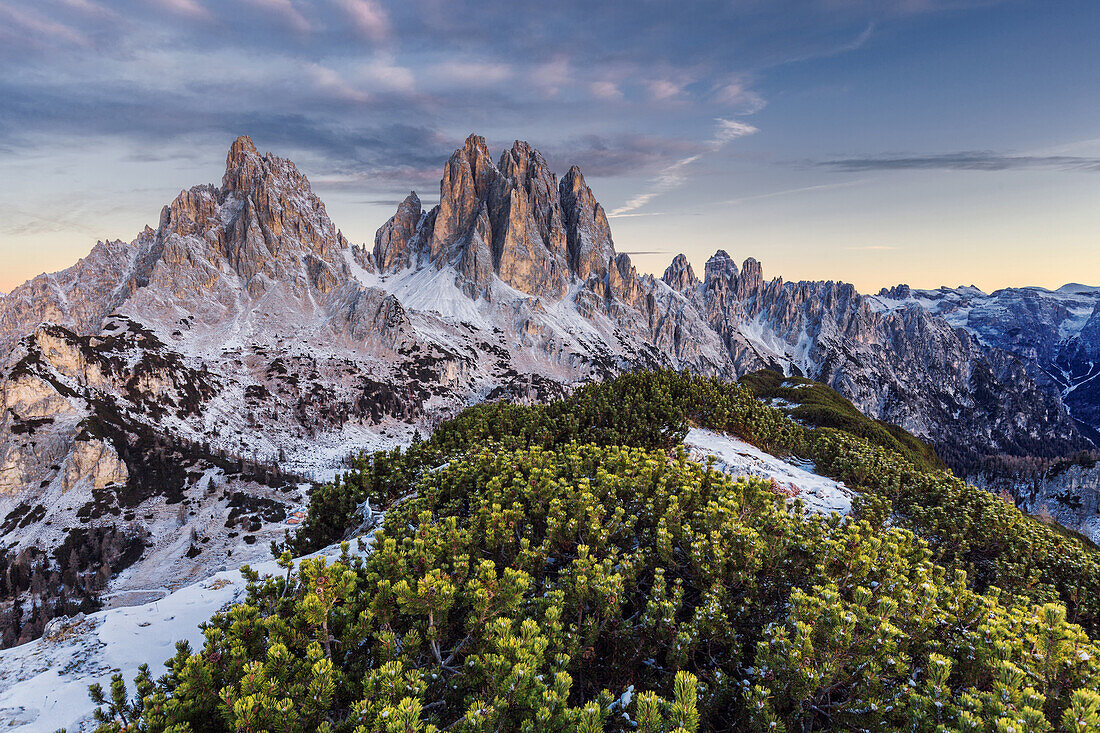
61, 439, 128, 493
0, 238, 138, 353
0, 133, 1091, 648
560, 166, 616, 282
872, 283, 1100, 445
374, 193, 423, 272
662, 254, 699, 294
419, 135, 571, 299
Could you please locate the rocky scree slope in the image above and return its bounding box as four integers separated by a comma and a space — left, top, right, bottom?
0, 134, 1083, 645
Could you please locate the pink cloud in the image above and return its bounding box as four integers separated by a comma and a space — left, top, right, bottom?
358, 57, 416, 93
240, 0, 311, 32
646, 79, 683, 102
308, 64, 370, 103
712, 77, 766, 112
332, 0, 391, 41
152, 0, 212, 20
0, 4, 91, 45
531, 58, 571, 97
589, 81, 623, 101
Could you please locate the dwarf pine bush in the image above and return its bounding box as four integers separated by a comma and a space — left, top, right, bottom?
91, 440, 1100, 732
89, 371, 1100, 731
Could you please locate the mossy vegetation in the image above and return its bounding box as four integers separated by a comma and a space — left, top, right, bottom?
738, 368, 944, 472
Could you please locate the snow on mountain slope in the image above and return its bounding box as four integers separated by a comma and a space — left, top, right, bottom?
684, 428, 857, 515
0, 426, 849, 732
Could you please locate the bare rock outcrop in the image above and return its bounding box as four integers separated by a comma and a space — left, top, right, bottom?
61, 439, 128, 493
374, 192, 423, 272
0, 132, 1093, 649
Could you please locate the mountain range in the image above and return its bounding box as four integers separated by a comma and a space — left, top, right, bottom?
0, 134, 1098, 646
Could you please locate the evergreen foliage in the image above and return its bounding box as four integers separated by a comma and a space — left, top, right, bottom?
738, 368, 944, 472
87, 370, 1100, 732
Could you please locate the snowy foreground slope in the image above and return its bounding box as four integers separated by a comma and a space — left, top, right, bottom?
0, 535, 373, 732
684, 428, 857, 515
0, 432, 851, 732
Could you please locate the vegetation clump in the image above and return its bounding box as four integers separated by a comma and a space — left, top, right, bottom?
87, 370, 1100, 732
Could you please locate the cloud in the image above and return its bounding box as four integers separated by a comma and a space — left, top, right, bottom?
716, 179, 869, 206
0, 0, 1019, 259
357, 56, 416, 93
711, 77, 766, 113
844, 245, 897, 251
240, 0, 312, 32
818, 152, 1100, 172
308, 64, 371, 103
610, 119, 758, 217
541, 134, 700, 178
57, 0, 120, 20
0, 4, 90, 46
151, 0, 211, 20
646, 79, 684, 102
428, 60, 513, 86
332, 0, 391, 40
589, 81, 622, 101
710, 118, 759, 147
530, 58, 571, 97
609, 154, 700, 217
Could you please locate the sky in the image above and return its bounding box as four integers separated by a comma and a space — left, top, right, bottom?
1, 0, 1099, 295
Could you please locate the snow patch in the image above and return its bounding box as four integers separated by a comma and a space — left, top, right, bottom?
684, 428, 856, 515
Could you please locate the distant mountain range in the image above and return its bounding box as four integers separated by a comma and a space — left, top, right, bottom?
0, 134, 1097, 645
872, 282, 1100, 443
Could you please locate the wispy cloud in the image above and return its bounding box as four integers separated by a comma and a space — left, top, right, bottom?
819, 152, 1100, 172
240, 0, 312, 32
717, 179, 869, 206
610, 118, 759, 217
589, 81, 623, 101
531, 57, 571, 97
428, 60, 513, 86
332, 0, 391, 40
843, 245, 897, 251
0, 4, 90, 46
151, 0, 211, 21
308, 64, 371, 103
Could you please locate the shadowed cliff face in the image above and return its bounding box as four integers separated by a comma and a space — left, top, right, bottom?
873, 283, 1100, 447
0, 133, 1091, 645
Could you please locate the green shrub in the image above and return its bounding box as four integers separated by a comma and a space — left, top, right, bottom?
92, 443, 1100, 732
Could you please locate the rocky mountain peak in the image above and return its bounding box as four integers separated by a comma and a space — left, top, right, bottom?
560, 165, 615, 282
704, 250, 739, 289
662, 254, 699, 293
122, 136, 352, 309
498, 140, 545, 185
409, 135, 583, 299
736, 257, 764, 299
879, 284, 913, 299
374, 192, 423, 273
455, 133, 497, 199
222, 135, 263, 193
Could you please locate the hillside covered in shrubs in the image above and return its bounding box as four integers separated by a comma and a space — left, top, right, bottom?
85, 371, 1100, 732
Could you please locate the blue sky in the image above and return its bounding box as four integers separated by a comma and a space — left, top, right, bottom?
1, 0, 1098, 293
